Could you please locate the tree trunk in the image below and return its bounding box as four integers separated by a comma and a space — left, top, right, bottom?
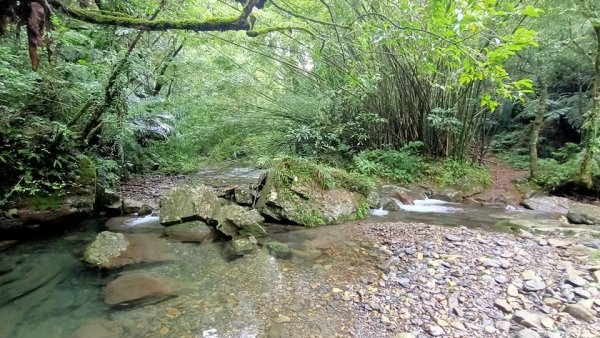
529, 80, 547, 179
579, 26, 600, 188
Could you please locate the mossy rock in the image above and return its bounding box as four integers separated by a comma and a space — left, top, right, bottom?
256, 158, 372, 227
83, 231, 129, 268
216, 204, 267, 237
232, 236, 257, 256
266, 241, 292, 259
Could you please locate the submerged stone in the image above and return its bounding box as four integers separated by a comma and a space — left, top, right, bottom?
84, 231, 175, 269
232, 236, 257, 256
266, 241, 292, 259
104, 272, 179, 307
164, 221, 216, 243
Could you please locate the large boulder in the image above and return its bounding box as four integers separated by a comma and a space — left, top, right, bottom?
104, 272, 180, 307
567, 202, 600, 225
0, 155, 96, 237
159, 185, 221, 225
83, 231, 176, 269
216, 204, 266, 238
521, 196, 572, 214
164, 221, 217, 243
255, 158, 371, 227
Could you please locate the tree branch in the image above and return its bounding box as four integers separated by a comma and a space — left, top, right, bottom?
246, 26, 314, 37
49, 0, 251, 32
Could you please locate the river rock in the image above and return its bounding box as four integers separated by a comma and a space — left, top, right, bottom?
159, 185, 221, 225
71, 319, 124, 338
513, 310, 543, 329
564, 303, 594, 322
515, 328, 541, 338
83, 231, 129, 268
566, 275, 587, 287
567, 202, 600, 225
216, 204, 266, 237
84, 232, 175, 269
164, 221, 217, 243
266, 242, 292, 259
494, 298, 513, 313
524, 280, 546, 292
234, 185, 256, 205
521, 196, 572, 214
256, 160, 368, 227
104, 272, 179, 306
232, 236, 257, 256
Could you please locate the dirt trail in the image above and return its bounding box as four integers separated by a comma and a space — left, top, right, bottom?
473, 158, 529, 205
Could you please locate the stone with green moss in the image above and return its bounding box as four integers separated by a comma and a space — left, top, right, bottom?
256, 157, 372, 227
216, 204, 267, 237
83, 231, 129, 268
232, 236, 257, 256
159, 185, 221, 225
266, 241, 292, 259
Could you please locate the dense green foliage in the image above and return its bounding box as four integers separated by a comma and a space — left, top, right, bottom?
1, 0, 599, 202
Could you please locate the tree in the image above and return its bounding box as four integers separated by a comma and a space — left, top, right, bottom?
577, 0, 600, 187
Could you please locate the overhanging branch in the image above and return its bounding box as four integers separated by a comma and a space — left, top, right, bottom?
49, 0, 251, 32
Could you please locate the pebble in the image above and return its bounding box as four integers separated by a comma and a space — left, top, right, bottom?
516, 328, 541, 338
495, 320, 511, 332
273, 315, 291, 324
543, 297, 562, 308
540, 317, 554, 329
427, 325, 445, 336
513, 310, 543, 329
494, 298, 513, 313
445, 234, 463, 242
574, 289, 592, 299
564, 303, 594, 322
494, 275, 508, 284
397, 278, 410, 288
566, 275, 587, 287
508, 284, 519, 297
522, 270, 536, 281
523, 280, 546, 292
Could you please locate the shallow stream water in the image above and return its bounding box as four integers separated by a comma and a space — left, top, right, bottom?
0, 196, 556, 338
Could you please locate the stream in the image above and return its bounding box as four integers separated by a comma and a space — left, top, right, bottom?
0, 198, 561, 338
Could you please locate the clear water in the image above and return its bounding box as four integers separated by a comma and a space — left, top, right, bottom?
0, 217, 383, 338
0, 201, 555, 338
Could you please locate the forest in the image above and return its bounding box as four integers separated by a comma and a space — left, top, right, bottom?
0, 0, 597, 202
1, 1, 600, 338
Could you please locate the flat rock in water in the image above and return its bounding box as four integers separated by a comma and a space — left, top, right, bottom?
84, 232, 176, 269
104, 272, 180, 306
71, 319, 123, 338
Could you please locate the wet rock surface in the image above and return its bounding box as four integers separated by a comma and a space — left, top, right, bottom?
104, 272, 181, 307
